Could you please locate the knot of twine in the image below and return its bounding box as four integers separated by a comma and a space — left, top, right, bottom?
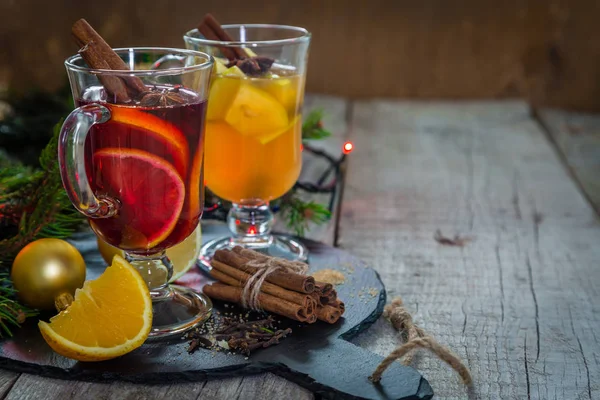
369, 297, 472, 386
241, 257, 308, 310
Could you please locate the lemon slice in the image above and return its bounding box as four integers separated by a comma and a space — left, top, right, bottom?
38, 255, 152, 361
97, 224, 202, 283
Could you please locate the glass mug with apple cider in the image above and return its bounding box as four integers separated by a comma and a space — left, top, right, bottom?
184, 22, 311, 267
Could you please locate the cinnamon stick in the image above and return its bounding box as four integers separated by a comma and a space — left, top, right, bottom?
231, 247, 314, 292
203, 283, 309, 322
317, 305, 342, 324
209, 260, 316, 311
310, 291, 330, 307
332, 299, 345, 313
326, 288, 338, 304
214, 249, 315, 294
78, 43, 130, 103
232, 246, 309, 271
303, 311, 317, 324
71, 19, 147, 101
311, 282, 335, 306
198, 13, 246, 61
316, 282, 333, 295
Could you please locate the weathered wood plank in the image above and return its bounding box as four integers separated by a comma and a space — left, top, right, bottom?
340, 101, 600, 399
5, 373, 313, 400
5, 374, 169, 400
194, 374, 312, 400
536, 108, 600, 215
274, 94, 350, 245
0, 369, 19, 399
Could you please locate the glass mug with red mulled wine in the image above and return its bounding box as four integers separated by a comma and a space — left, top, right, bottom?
58, 45, 213, 339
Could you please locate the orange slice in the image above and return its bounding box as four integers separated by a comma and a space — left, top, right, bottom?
260, 76, 301, 113
38, 255, 152, 361
224, 83, 289, 136
108, 107, 190, 177
256, 115, 301, 145
92, 148, 185, 250
207, 76, 241, 121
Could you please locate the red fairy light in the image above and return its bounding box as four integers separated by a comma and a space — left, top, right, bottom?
342, 141, 354, 154
300, 144, 304, 151
248, 226, 257, 235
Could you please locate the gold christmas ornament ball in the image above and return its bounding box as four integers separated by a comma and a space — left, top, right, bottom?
11, 238, 86, 310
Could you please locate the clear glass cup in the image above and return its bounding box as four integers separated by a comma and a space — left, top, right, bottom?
184, 24, 311, 267
58, 47, 213, 339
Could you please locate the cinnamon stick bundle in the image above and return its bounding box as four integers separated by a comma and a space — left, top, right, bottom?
203, 249, 345, 325
209, 260, 316, 311
71, 19, 147, 102
214, 249, 315, 293
204, 283, 310, 323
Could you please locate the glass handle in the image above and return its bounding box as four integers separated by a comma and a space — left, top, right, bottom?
58, 104, 119, 218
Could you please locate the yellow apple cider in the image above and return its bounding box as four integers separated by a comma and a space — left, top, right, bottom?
204, 69, 304, 203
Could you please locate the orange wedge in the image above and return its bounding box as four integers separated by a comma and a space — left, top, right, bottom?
38, 255, 152, 362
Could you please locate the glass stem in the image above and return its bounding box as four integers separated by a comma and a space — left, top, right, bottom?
227, 200, 274, 248
126, 251, 173, 299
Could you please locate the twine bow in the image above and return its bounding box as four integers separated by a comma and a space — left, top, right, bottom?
369, 297, 472, 386
241, 256, 308, 310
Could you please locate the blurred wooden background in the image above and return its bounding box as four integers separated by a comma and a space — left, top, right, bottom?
1, 0, 599, 111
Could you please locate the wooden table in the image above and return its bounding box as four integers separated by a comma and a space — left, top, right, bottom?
2, 97, 599, 399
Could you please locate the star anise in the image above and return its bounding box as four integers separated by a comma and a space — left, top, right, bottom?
226, 56, 275, 77
139, 85, 187, 107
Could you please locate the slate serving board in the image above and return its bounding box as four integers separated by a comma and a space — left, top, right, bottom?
0, 223, 433, 400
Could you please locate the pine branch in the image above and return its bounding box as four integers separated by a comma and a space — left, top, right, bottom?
280, 194, 332, 237
302, 109, 331, 141
0, 273, 38, 338
0, 119, 85, 267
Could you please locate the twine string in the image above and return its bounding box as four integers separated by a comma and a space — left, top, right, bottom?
369, 297, 472, 386
241, 257, 308, 309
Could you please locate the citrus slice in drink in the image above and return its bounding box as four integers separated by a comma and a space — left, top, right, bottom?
93, 148, 185, 250
256, 115, 301, 145
38, 255, 152, 361
106, 107, 189, 177
207, 77, 241, 121
261, 77, 301, 113
224, 83, 289, 136
97, 224, 202, 283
